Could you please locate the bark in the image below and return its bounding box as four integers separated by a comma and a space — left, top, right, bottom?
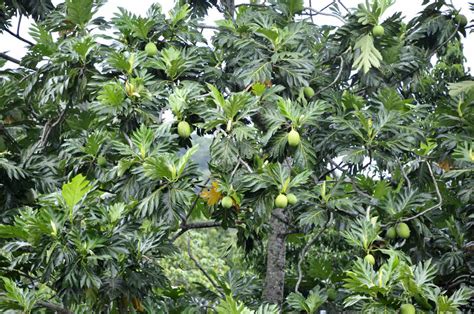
262, 208, 288, 304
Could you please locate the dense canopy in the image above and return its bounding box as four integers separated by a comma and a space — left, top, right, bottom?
0, 0, 473, 313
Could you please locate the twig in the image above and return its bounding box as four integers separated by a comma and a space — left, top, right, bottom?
315, 56, 344, 95
402, 162, 442, 222
230, 161, 241, 180
39, 105, 68, 148
5, 28, 34, 46
302, 6, 345, 23
17, 14, 22, 36
22, 104, 69, 167
0, 52, 21, 64
337, 0, 350, 14
295, 211, 333, 292
397, 158, 411, 191
238, 157, 253, 173
327, 159, 374, 200
187, 237, 225, 297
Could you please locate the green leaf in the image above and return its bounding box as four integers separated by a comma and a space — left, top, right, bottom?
66, 0, 93, 27
169, 3, 190, 27
448, 80, 474, 97
176, 145, 199, 178
353, 34, 383, 73
61, 174, 92, 210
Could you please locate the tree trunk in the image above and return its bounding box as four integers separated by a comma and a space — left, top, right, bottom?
262, 207, 288, 304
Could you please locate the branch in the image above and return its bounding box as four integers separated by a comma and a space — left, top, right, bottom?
17, 14, 22, 36
36, 301, 72, 314
238, 157, 253, 173
397, 158, 411, 191
315, 56, 344, 95
5, 28, 34, 46
0, 52, 21, 64
402, 161, 442, 222
327, 159, 374, 200
302, 6, 346, 23
171, 220, 221, 242
22, 104, 69, 168
295, 211, 333, 292
196, 23, 219, 30
39, 104, 68, 149
187, 237, 225, 297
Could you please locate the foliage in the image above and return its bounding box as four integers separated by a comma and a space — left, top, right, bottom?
0, 0, 472, 312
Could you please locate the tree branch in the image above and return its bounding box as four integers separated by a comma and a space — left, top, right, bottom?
171, 220, 221, 242
187, 236, 225, 297
302, 5, 346, 23
36, 301, 72, 314
196, 23, 219, 30
397, 158, 411, 191
402, 161, 442, 222
5, 28, 34, 46
315, 56, 344, 95
295, 211, 333, 292
0, 52, 21, 64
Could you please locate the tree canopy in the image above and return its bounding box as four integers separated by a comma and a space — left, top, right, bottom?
0, 0, 473, 313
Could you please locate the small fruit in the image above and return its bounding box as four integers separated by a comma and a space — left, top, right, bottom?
145, 42, 158, 56
177, 121, 191, 138
396, 222, 410, 239
287, 193, 297, 205
287, 129, 300, 147
455, 14, 468, 26
372, 25, 385, 37
400, 303, 416, 314
221, 196, 233, 209
97, 156, 107, 167
304, 86, 315, 98
327, 288, 337, 301
386, 227, 397, 239
364, 254, 375, 265
275, 194, 288, 208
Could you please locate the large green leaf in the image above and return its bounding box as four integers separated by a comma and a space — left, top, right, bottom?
353, 34, 383, 73
61, 174, 92, 210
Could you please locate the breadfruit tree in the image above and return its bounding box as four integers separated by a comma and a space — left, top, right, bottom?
0, 0, 473, 312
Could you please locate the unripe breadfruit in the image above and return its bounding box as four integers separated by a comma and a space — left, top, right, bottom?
304, 86, 315, 98
327, 288, 337, 301
177, 121, 191, 138
287, 129, 300, 147
286, 193, 297, 205
97, 156, 107, 167
396, 223, 410, 239
145, 42, 158, 56
221, 196, 233, 209
275, 194, 288, 208
364, 254, 375, 265
372, 25, 385, 37
386, 226, 397, 239
400, 303, 416, 314
455, 14, 468, 26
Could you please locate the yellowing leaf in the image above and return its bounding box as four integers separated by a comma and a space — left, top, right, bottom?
200, 181, 222, 206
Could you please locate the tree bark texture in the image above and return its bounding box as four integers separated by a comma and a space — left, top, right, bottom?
262, 207, 288, 304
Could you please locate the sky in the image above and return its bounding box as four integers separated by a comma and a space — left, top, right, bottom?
0, 0, 472, 70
